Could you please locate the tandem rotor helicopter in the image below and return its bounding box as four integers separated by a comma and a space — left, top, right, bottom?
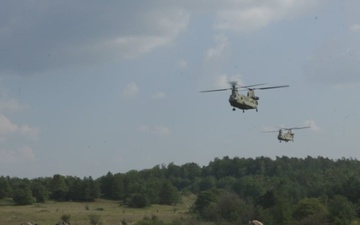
200, 81, 289, 112
263, 126, 311, 142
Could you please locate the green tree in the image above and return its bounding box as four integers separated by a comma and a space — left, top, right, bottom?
123, 170, 142, 198
80, 176, 100, 201
214, 191, 250, 223
50, 174, 69, 201
0, 176, 12, 198
110, 173, 124, 200
31, 182, 48, 202
12, 184, 33, 205
296, 214, 331, 225
344, 174, 360, 203
233, 175, 266, 200
66, 176, 82, 201
217, 176, 236, 191
180, 162, 201, 180
198, 176, 216, 191
193, 189, 218, 220
144, 178, 161, 204
99, 171, 114, 199
99, 172, 124, 200
327, 195, 354, 225
293, 198, 328, 222
159, 181, 180, 205
271, 195, 293, 225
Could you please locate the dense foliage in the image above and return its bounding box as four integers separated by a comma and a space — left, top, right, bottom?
2, 156, 360, 225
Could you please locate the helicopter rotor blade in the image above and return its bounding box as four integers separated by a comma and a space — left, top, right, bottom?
284, 126, 311, 130
200, 88, 230, 93
200, 82, 282, 93
239, 83, 267, 89
261, 130, 279, 133
251, 85, 289, 90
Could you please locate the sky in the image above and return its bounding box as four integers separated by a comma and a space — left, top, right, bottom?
0, 0, 359, 179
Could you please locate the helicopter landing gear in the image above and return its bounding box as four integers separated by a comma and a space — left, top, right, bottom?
256, 108, 258, 112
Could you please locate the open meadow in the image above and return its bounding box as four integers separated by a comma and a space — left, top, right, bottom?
0, 196, 196, 225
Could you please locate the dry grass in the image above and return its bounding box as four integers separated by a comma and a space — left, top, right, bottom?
0, 195, 196, 225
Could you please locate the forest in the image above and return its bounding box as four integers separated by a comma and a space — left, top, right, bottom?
1, 156, 360, 225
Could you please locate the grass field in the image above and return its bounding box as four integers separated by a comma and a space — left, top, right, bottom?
0, 195, 196, 225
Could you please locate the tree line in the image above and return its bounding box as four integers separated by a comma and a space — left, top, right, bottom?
1, 156, 360, 225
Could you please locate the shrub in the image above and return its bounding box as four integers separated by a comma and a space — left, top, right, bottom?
88, 214, 102, 225
61, 214, 71, 223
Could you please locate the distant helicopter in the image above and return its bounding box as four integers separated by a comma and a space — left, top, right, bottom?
200, 81, 289, 112
263, 126, 310, 142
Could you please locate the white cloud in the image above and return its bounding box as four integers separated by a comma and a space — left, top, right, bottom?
215, 7, 272, 32
0, 98, 27, 113
153, 126, 171, 136
0, 145, 36, 164
177, 60, 188, 69
18, 145, 36, 161
18, 124, 40, 140
206, 34, 230, 60
215, 74, 244, 88
350, 24, 360, 32
202, 35, 232, 87
137, 125, 171, 136
137, 125, 149, 133
216, 74, 230, 88
214, 0, 322, 32
122, 82, 139, 98
305, 120, 320, 131
152, 91, 166, 99
0, 114, 17, 136
110, 36, 175, 59
0, 114, 39, 141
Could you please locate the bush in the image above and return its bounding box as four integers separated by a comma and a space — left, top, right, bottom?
127, 193, 150, 208
61, 214, 71, 223
88, 214, 102, 225
134, 215, 167, 225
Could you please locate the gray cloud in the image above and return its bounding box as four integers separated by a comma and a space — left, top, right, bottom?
0, 0, 331, 76
0, 1, 189, 75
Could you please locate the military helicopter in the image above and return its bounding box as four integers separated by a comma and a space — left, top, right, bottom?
200, 81, 289, 112
263, 126, 310, 142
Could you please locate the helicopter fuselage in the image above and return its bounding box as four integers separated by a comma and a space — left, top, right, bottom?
229, 91, 258, 112
277, 130, 294, 142
263, 126, 309, 143
200, 82, 288, 112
